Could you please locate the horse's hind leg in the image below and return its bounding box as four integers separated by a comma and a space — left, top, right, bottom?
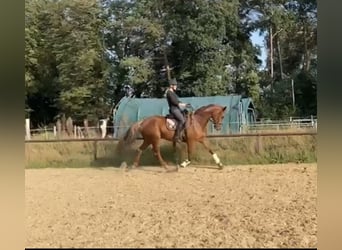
152, 140, 175, 172
172, 141, 181, 165
132, 140, 150, 168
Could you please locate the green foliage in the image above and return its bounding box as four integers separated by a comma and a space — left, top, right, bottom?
25, 0, 111, 125
293, 69, 317, 116
120, 57, 154, 85
25, 0, 317, 126
259, 79, 296, 119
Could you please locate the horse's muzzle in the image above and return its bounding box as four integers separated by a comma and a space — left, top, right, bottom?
214, 123, 222, 130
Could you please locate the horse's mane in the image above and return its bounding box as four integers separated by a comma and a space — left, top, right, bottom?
194, 104, 216, 114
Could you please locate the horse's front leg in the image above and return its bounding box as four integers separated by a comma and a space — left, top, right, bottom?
179, 140, 193, 168
199, 139, 224, 169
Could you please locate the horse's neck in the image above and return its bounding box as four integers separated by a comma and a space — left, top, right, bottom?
193, 112, 211, 129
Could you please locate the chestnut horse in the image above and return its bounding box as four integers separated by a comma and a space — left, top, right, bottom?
117, 104, 227, 171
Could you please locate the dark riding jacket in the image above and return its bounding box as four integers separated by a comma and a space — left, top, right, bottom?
166, 88, 186, 134
166, 89, 181, 111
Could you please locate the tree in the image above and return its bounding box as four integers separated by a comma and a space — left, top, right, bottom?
25, 0, 112, 125
25, 0, 61, 125
244, 0, 317, 118
51, 0, 111, 120
25, 0, 317, 125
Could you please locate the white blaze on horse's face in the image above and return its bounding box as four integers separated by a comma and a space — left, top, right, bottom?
212, 106, 227, 131
213, 116, 223, 130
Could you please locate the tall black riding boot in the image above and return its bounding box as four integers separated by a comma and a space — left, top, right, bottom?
173, 126, 182, 143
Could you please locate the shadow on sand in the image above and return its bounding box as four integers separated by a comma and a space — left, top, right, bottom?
89, 141, 221, 172
89, 143, 183, 169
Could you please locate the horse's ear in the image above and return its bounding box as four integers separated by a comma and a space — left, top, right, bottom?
222, 106, 227, 112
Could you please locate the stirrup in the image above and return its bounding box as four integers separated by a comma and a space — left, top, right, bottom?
179, 130, 185, 141
173, 135, 181, 143
173, 137, 181, 143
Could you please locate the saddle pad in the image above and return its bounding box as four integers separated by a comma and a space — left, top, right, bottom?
166, 118, 177, 130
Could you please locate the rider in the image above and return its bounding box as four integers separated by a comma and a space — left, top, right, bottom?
166, 78, 190, 143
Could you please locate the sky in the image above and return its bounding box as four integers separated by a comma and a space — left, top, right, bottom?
250, 30, 267, 69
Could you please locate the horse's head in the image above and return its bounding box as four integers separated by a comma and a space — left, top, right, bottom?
194, 104, 228, 131
209, 105, 227, 131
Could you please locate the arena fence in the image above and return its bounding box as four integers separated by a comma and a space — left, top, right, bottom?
25, 131, 317, 161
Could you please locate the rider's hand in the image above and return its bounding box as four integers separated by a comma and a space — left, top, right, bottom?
178, 103, 187, 109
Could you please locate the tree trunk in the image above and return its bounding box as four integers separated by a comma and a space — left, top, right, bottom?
163, 47, 171, 81
303, 23, 311, 71
277, 38, 283, 79
270, 26, 274, 80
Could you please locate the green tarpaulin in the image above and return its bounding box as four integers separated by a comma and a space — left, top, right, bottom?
113, 95, 255, 138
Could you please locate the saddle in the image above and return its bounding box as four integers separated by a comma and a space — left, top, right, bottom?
165, 110, 191, 131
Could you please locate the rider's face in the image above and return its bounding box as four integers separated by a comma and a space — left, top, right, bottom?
171, 84, 177, 90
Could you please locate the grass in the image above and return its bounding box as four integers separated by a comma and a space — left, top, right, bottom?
25, 135, 316, 169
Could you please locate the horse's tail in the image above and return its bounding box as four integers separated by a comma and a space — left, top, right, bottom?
117, 121, 142, 152
123, 121, 142, 144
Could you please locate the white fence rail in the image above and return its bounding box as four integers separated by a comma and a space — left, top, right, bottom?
246, 118, 317, 132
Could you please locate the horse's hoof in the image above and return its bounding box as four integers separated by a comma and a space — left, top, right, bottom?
120, 161, 127, 169
218, 163, 224, 170
130, 164, 138, 170
180, 159, 191, 168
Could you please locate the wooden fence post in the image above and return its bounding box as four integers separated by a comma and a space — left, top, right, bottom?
100, 119, 107, 138
93, 141, 98, 160
66, 116, 73, 137
83, 119, 89, 138
56, 119, 62, 139
25, 118, 31, 140
255, 134, 263, 154
44, 126, 48, 139
61, 114, 66, 135
74, 125, 77, 138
